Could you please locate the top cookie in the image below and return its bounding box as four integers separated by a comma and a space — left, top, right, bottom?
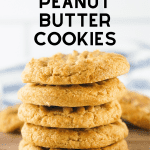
22, 50, 130, 85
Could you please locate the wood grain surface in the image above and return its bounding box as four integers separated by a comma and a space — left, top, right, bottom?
0, 123, 150, 150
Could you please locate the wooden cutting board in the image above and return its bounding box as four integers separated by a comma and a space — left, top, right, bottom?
0, 123, 150, 150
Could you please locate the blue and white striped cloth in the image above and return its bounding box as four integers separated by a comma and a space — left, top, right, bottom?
0, 46, 150, 110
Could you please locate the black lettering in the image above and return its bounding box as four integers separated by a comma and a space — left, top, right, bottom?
53, 0, 60, 8
34, 32, 46, 46
40, 0, 50, 8
88, 0, 98, 8
53, 13, 63, 27
77, 13, 87, 27
48, 32, 61, 45
90, 13, 97, 27
75, 0, 86, 8
65, 13, 75, 27
78, 32, 88, 45
63, 0, 73, 8
104, 0, 107, 8
100, 13, 110, 27
90, 32, 93, 45
40, 13, 51, 27
95, 32, 103, 45
106, 32, 116, 46
63, 32, 76, 45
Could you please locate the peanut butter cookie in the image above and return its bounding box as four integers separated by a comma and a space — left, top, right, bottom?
21, 50, 130, 85
18, 78, 126, 107
19, 139, 128, 150
18, 101, 121, 128
21, 120, 128, 149
119, 90, 150, 130
0, 104, 24, 133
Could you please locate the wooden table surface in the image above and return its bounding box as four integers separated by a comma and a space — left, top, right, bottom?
0, 123, 150, 150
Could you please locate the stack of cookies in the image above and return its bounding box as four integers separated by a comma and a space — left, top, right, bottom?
18, 50, 130, 150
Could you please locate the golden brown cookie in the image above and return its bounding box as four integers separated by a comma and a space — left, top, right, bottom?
119, 91, 150, 130
18, 100, 121, 128
0, 104, 24, 133
21, 120, 128, 149
21, 50, 130, 85
19, 139, 128, 150
18, 78, 126, 107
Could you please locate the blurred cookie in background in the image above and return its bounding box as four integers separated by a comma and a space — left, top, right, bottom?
119, 90, 150, 130
0, 104, 24, 133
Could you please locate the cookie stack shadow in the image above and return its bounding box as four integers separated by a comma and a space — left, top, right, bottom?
18, 50, 130, 150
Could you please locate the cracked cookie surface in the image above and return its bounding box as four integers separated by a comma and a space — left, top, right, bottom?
18, 78, 126, 107
0, 104, 24, 133
21, 50, 130, 85
119, 90, 150, 130
19, 139, 128, 150
21, 120, 128, 149
18, 101, 121, 128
